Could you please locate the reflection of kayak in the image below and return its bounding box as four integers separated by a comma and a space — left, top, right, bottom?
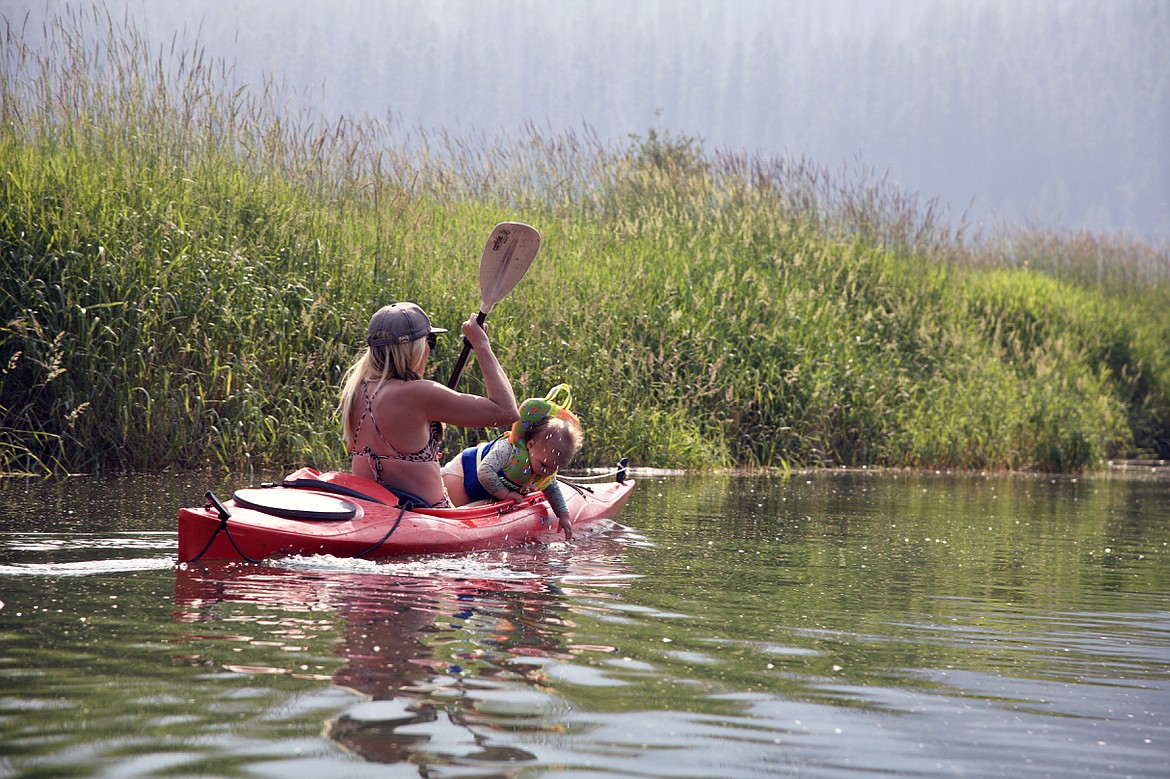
177, 466, 635, 562
172, 552, 623, 765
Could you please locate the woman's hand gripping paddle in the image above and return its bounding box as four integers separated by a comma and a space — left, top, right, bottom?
446, 222, 541, 388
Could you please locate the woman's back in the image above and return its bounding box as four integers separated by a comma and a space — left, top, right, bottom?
348, 378, 447, 505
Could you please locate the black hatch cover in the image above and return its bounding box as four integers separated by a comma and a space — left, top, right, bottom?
233, 488, 358, 521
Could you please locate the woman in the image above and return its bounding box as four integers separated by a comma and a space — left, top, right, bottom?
339, 302, 519, 506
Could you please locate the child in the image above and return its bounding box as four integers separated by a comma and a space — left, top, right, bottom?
442, 384, 583, 540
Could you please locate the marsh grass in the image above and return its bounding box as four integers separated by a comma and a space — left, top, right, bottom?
2, 8, 1168, 474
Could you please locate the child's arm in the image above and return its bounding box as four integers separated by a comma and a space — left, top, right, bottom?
543, 480, 573, 540
476, 439, 526, 504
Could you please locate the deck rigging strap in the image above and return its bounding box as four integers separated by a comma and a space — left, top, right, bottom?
353, 502, 410, 558
188, 491, 263, 564
556, 478, 594, 497
351, 483, 450, 556
556, 457, 630, 485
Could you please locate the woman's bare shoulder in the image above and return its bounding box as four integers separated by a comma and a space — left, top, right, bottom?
377, 379, 463, 415
393, 378, 456, 400
393, 379, 513, 427
372, 379, 441, 406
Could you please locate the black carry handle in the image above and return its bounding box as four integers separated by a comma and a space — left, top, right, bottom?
205, 490, 231, 520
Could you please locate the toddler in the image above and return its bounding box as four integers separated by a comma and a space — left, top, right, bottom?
442, 385, 583, 539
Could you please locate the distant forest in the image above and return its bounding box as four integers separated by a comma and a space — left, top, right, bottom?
9, 0, 1168, 241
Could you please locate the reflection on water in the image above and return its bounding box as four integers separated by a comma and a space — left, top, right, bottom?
0, 469, 1168, 777
172, 546, 641, 770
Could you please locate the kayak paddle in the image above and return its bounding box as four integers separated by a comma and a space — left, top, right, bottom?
446, 221, 541, 388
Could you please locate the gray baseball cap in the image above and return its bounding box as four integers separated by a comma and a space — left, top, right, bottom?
367, 302, 447, 346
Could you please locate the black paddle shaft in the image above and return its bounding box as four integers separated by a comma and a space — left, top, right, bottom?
446, 310, 489, 389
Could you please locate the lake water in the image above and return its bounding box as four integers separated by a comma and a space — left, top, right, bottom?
1, 467, 1167, 778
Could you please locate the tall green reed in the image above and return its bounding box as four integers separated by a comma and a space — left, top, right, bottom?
2, 8, 1167, 475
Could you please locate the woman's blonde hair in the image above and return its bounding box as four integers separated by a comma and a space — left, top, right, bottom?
338, 338, 429, 445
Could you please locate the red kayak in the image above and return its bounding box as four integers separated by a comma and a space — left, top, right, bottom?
177, 466, 635, 562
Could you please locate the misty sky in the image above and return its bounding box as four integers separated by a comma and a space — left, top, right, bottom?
7, 0, 1168, 241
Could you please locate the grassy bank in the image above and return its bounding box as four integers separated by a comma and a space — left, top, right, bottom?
3, 9, 1169, 475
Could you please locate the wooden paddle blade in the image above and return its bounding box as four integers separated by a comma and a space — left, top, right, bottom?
478, 222, 540, 315
447, 222, 541, 389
